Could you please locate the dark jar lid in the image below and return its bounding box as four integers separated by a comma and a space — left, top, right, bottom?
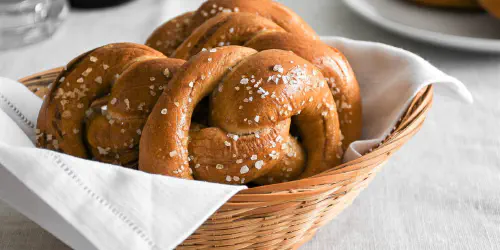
69, 0, 134, 9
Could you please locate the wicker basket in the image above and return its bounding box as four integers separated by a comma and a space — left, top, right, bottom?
19, 68, 433, 249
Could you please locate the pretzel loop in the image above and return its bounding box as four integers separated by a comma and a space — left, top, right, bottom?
140, 46, 343, 184
36, 43, 185, 166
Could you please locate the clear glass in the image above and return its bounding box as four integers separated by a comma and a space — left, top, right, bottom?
0, 0, 68, 50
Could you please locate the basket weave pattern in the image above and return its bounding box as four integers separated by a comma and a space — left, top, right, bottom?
19, 68, 433, 249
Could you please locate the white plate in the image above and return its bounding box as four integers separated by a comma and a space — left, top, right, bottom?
343, 0, 500, 53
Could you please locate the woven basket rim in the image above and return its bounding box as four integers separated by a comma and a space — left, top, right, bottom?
18, 67, 434, 204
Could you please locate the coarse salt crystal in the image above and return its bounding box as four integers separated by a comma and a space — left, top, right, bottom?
124, 99, 130, 110
94, 76, 103, 84
97, 146, 109, 155
82, 68, 92, 76
163, 68, 170, 77
255, 160, 264, 169
240, 165, 249, 174
273, 65, 284, 73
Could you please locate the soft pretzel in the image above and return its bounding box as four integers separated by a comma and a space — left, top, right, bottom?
148, 11, 361, 152
245, 32, 362, 150
36, 43, 185, 166
140, 46, 344, 183
144, 1, 361, 183
146, 0, 318, 57
479, 0, 500, 18
36, 0, 361, 184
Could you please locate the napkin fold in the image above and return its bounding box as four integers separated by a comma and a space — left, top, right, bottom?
0, 37, 471, 250
322, 37, 473, 160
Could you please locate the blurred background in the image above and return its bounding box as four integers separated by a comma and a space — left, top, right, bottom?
1, 0, 500, 79
0, 0, 499, 250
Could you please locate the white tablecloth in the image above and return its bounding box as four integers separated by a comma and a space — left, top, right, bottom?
0, 0, 498, 249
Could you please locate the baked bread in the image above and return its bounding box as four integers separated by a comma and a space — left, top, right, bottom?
36, 44, 345, 184
36, 0, 362, 185
409, 0, 480, 8
479, 0, 500, 18
36, 43, 185, 166
147, 4, 362, 153
139, 46, 344, 183
145, 1, 362, 183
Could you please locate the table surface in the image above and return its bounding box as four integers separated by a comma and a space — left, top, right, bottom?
1, 0, 499, 249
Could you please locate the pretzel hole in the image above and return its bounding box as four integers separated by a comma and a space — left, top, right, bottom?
289, 121, 302, 143
191, 96, 211, 126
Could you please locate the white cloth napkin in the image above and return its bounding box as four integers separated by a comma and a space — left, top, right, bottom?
0, 37, 472, 250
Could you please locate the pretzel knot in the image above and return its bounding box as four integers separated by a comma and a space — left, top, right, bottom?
147, 2, 361, 156
139, 46, 343, 184
36, 43, 185, 166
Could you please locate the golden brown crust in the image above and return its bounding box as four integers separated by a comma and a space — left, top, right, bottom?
36, 43, 185, 166
140, 46, 343, 183
172, 12, 286, 60
252, 136, 305, 185
140, 46, 258, 180
37, 0, 363, 184
245, 32, 362, 151
147, 8, 361, 152
189, 120, 292, 183
146, 12, 194, 57
188, 0, 318, 39
146, 0, 318, 56
85, 58, 185, 165
149, 11, 362, 152
479, 0, 500, 18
